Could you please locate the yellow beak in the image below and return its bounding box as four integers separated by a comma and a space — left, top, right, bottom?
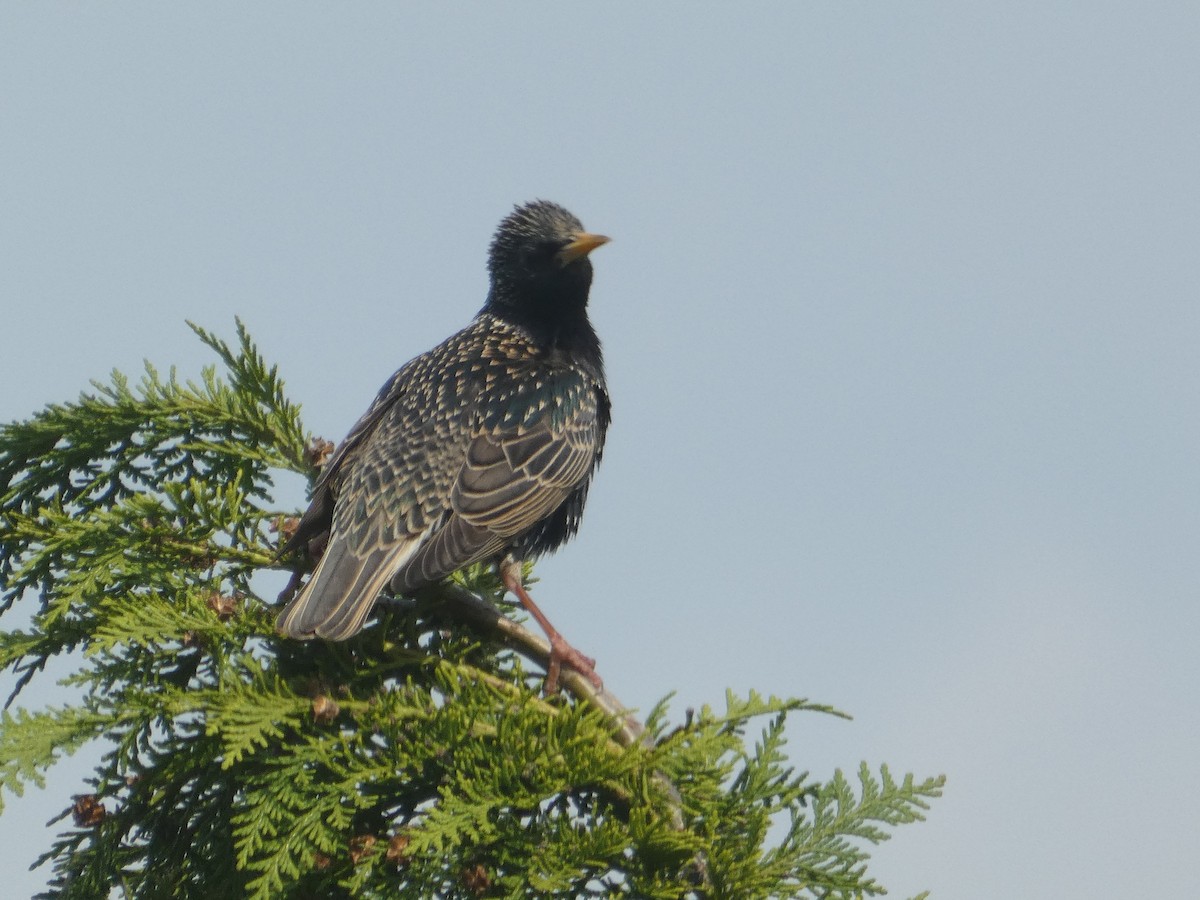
557, 232, 611, 265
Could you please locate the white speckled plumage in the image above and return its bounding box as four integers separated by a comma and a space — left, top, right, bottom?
278, 201, 610, 642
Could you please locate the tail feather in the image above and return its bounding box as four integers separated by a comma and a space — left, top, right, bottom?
277, 534, 424, 641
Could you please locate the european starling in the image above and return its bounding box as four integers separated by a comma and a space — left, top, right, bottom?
278, 200, 611, 690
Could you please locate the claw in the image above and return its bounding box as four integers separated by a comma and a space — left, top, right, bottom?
499, 558, 601, 693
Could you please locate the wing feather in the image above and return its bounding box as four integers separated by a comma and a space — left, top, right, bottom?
451, 412, 598, 536
277, 529, 427, 640
277, 321, 606, 641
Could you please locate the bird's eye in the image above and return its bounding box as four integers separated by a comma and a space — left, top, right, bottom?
524, 241, 562, 268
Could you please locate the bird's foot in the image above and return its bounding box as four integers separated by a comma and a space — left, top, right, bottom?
275, 569, 304, 604
499, 557, 603, 694
544, 637, 601, 694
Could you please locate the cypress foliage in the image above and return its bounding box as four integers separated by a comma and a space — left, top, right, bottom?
0, 322, 944, 898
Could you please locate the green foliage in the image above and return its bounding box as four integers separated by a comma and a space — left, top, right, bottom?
0, 322, 944, 898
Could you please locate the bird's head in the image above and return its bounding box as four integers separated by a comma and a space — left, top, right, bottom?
485, 200, 610, 320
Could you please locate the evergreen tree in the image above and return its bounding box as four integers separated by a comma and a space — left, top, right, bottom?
0, 323, 944, 898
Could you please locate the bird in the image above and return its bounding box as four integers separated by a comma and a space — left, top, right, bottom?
277, 200, 611, 691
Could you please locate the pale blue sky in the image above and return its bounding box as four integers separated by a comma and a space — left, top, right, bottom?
3, 4, 1198, 897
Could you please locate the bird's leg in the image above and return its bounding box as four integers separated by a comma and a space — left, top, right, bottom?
499, 559, 601, 693
275, 531, 328, 604
275, 569, 304, 605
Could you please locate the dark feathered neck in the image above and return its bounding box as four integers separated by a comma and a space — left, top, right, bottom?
480, 291, 605, 379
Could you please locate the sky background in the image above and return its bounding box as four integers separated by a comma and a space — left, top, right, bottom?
2, 3, 1198, 897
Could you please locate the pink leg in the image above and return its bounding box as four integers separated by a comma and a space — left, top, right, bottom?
500, 561, 602, 693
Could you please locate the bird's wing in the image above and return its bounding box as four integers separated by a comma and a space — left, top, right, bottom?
277, 400, 464, 639
390, 380, 603, 589
454, 416, 597, 532
278, 358, 602, 638
275, 527, 429, 640
280, 364, 418, 558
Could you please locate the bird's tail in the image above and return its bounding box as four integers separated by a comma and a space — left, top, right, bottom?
277, 535, 422, 641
